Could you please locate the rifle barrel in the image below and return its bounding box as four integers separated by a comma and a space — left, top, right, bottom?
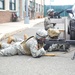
45, 39, 75, 45
44, 39, 75, 50
66, 40, 75, 45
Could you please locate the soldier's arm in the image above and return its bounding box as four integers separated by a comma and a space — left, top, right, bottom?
44, 20, 51, 30
30, 44, 46, 58
44, 18, 54, 30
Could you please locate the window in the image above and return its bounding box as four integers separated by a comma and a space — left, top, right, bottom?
0, 0, 4, 10
35, 3, 38, 12
41, 5, 44, 12
39, 4, 40, 12
10, 0, 16, 10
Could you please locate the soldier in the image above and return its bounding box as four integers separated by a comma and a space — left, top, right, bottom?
44, 28, 61, 51
0, 29, 47, 58
6, 29, 64, 52
44, 9, 56, 30
44, 28, 70, 52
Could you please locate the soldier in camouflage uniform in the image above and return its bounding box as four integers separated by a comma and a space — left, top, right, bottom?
44, 28, 70, 52
44, 8, 69, 52
44, 9, 56, 30
0, 29, 47, 58
44, 28, 61, 51
6, 29, 68, 52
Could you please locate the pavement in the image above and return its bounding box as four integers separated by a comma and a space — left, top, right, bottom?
0, 18, 44, 41
0, 20, 75, 75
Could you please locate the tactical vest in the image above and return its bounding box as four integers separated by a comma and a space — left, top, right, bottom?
21, 36, 34, 55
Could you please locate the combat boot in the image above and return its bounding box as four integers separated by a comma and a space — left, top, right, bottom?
7, 36, 15, 44
24, 34, 28, 40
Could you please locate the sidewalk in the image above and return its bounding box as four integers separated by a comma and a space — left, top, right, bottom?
0, 18, 44, 40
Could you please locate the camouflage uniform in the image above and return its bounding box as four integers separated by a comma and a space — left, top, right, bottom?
44, 28, 69, 52
0, 29, 47, 58
44, 16, 55, 30
44, 9, 55, 30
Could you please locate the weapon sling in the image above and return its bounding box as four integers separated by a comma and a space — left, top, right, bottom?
21, 36, 34, 55
21, 36, 34, 44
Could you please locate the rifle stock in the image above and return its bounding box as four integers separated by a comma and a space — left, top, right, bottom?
45, 53, 56, 56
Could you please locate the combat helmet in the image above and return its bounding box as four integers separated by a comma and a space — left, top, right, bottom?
47, 9, 54, 15
36, 29, 48, 39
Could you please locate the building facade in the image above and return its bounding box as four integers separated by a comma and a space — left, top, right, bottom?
22, 0, 44, 19
0, 0, 19, 23
28, 0, 44, 19
0, 0, 44, 23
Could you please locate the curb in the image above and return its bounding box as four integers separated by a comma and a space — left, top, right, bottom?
0, 27, 28, 41
0, 21, 43, 41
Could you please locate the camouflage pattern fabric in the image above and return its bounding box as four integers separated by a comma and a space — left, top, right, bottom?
44, 16, 55, 30
0, 37, 46, 57
48, 43, 70, 52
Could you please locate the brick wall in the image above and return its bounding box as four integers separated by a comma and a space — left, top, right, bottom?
0, 11, 12, 23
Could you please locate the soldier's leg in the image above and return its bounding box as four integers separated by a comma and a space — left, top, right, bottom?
0, 42, 11, 49
7, 34, 28, 44
13, 42, 26, 55
0, 45, 18, 56
7, 36, 23, 44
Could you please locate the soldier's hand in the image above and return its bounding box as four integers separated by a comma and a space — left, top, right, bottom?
38, 44, 44, 49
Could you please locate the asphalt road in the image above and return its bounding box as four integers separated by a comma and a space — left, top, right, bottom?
0, 22, 75, 75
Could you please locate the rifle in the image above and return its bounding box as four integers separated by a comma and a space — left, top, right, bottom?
54, 10, 65, 18
50, 10, 65, 18
44, 39, 75, 52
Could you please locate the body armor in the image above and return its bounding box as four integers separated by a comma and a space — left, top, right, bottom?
21, 36, 34, 55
